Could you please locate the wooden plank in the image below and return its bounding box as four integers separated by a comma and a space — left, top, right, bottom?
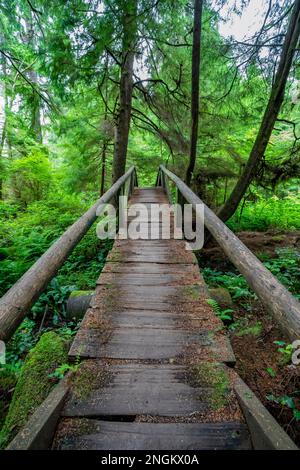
68, 328, 232, 361
108, 311, 178, 328
107, 249, 197, 263
115, 223, 177, 241
129, 198, 168, 204
91, 285, 206, 307
97, 272, 200, 286
80, 309, 209, 329
55, 421, 251, 450
63, 364, 210, 417
69, 328, 211, 360
102, 262, 199, 275
114, 239, 183, 248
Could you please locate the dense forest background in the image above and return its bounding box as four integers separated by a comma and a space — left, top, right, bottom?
0, 0, 300, 447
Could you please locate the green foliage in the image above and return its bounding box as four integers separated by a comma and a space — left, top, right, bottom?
10, 151, 52, 205
202, 248, 300, 302
0, 332, 68, 448
228, 189, 300, 232
274, 341, 294, 365
266, 367, 277, 378
5, 319, 36, 367
0, 192, 112, 299
234, 321, 263, 337
263, 249, 300, 298
48, 362, 79, 381
202, 268, 254, 300
267, 394, 300, 421
0, 365, 18, 429
206, 298, 234, 323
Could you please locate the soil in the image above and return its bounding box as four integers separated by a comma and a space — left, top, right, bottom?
200, 230, 300, 446
202, 229, 300, 267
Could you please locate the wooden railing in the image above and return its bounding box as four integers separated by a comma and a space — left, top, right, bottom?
157, 164, 300, 342
0, 167, 137, 342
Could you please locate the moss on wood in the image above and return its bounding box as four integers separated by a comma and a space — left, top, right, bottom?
0, 332, 68, 448
69, 290, 94, 298
0, 367, 17, 429
190, 362, 230, 410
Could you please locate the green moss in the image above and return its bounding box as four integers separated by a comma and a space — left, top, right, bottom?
191, 363, 230, 410
184, 284, 201, 300
109, 250, 122, 262
235, 321, 262, 337
69, 290, 94, 298
271, 235, 284, 242
71, 362, 111, 400
0, 332, 68, 448
0, 367, 18, 428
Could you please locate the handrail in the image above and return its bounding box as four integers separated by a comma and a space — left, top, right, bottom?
157, 164, 300, 342
0, 166, 137, 342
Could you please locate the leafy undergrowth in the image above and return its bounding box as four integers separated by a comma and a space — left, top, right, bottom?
199, 245, 300, 446
0, 332, 69, 448
0, 196, 114, 436
227, 189, 300, 232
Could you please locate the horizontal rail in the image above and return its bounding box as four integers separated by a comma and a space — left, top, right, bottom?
158, 165, 300, 342
0, 166, 137, 342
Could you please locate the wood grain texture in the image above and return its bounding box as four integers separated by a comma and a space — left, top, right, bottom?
63, 364, 211, 417
55, 420, 251, 450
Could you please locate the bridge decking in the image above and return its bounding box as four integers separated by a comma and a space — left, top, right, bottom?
53, 188, 251, 450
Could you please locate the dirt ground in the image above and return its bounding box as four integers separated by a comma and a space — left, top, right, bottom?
201, 230, 300, 446
203, 229, 300, 262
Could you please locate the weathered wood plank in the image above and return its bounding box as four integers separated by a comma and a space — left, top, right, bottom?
55, 421, 251, 450
91, 284, 206, 306
97, 272, 200, 286
102, 262, 199, 275
63, 364, 210, 417
69, 327, 233, 362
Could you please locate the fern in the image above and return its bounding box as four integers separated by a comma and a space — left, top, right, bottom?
207, 299, 234, 322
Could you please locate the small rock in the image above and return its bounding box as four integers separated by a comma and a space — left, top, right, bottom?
209, 287, 233, 308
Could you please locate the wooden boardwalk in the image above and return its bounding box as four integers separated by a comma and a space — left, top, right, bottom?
53, 188, 251, 450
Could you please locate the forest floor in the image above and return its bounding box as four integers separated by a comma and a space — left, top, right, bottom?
200, 229, 300, 446
204, 229, 300, 262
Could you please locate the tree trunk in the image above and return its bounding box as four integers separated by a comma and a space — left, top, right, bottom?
0, 54, 7, 199
185, 0, 203, 187
100, 142, 107, 196
218, 0, 300, 222
112, 0, 137, 183
28, 70, 42, 143
25, 17, 42, 143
